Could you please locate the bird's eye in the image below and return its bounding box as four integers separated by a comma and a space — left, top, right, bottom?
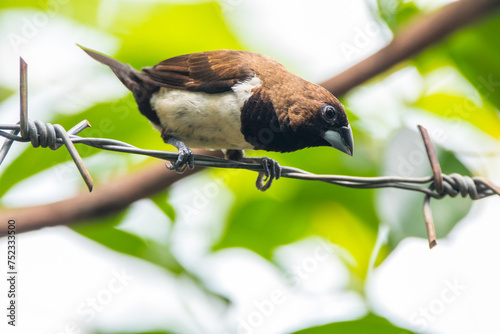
322, 105, 337, 122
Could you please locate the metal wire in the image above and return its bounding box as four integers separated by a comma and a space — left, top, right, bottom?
1, 58, 499, 249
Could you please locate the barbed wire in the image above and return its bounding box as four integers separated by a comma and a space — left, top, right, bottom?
1, 58, 499, 249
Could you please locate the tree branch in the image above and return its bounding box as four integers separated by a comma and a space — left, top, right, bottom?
2, 0, 499, 235
321, 0, 500, 95
0, 152, 216, 236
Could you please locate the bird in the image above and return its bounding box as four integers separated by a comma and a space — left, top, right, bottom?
79, 45, 353, 190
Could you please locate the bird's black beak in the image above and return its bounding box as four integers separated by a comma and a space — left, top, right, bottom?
323, 125, 354, 156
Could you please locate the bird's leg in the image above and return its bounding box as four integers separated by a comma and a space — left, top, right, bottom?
162, 132, 194, 173
225, 149, 281, 191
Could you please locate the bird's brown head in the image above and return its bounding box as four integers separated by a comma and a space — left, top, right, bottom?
291, 85, 353, 156
242, 78, 354, 156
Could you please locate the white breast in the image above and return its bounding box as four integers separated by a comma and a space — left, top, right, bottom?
150, 76, 261, 150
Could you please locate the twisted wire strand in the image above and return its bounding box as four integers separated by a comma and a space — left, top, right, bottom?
29, 119, 58, 149
1, 121, 498, 202
0, 119, 93, 191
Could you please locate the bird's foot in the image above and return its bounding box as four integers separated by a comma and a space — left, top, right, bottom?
240, 156, 281, 191
166, 146, 194, 173
165, 137, 195, 173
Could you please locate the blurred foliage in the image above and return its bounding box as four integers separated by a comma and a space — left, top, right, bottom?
377, 0, 420, 31
446, 13, 500, 111
111, 2, 243, 67
293, 313, 414, 334
374, 0, 500, 245
72, 209, 186, 274
94, 331, 178, 334
214, 143, 383, 281
1, 0, 499, 333
151, 191, 177, 222
414, 93, 500, 138
0, 85, 12, 101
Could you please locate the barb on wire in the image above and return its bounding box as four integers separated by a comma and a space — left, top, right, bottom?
0, 59, 94, 191
1, 59, 500, 249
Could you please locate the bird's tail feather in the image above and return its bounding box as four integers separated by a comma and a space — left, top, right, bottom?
77, 44, 152, 95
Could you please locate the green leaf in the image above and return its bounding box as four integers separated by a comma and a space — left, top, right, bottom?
214, 196, 312, 259
377, 0, 420, 32
413, 44, 458, 75
0, 85, 12, 103
293, 313, 414, 334
0, 0, 101, 26
310, 202, 386, 281
0, 0, 40, 10
107, 2, 244, 68
151, 191, 176, 222
446, 12, 500, 111
94, 331, 179, 334
72, 210, 184, 275
413, 93, 500, 138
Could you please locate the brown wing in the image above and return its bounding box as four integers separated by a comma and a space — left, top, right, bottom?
141, 50, 256, 94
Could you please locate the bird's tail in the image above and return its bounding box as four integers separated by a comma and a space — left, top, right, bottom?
78, 44, 161, 125
78, 44, 155, 96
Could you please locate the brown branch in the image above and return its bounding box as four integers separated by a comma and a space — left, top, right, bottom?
2, 0, 499, 235
0, 151, 218, 236
321, 0, 500, 96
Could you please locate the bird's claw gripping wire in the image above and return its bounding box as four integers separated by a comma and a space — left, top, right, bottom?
242, 157, 281, 191
164, 137, 195, 173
